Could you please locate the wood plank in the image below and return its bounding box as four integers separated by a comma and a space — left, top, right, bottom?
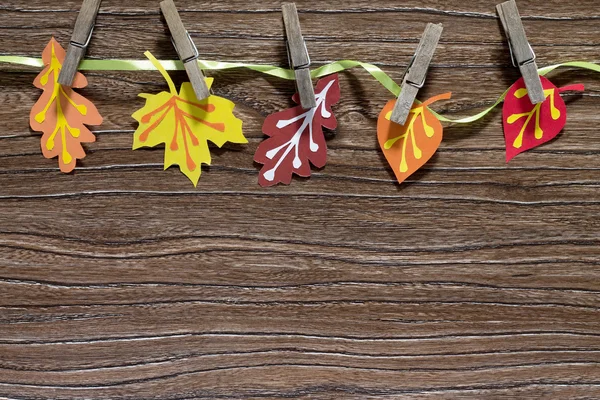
0, 0, 598, 398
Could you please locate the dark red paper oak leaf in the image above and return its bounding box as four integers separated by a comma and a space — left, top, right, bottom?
254, 74, 340, 187
503, 76, 584, 162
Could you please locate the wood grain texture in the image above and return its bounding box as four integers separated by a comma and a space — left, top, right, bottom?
0, 0, 599, 398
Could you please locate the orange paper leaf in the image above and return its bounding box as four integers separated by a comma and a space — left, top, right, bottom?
377, 93, 451, 184
29, 38, 103, 172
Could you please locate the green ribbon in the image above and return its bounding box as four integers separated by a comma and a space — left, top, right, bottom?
0, 56, 45, 68
435, 61, 600, 124
1, 55, 598, 124
310, 60, 401, 95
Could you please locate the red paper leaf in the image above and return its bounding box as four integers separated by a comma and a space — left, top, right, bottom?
254, 74, 340, 187
503, 76, 584, 162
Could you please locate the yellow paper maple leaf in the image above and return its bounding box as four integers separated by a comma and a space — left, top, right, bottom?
132, 52, 246, 186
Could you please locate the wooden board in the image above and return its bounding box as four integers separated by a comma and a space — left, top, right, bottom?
0, 0, 599, 398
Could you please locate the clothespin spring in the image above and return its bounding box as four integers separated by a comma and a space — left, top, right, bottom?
507, 41, 536, 68
403, 55, 426, 89
286, 40, 310, 70
171, 31, 199, 64
69, 24, 95, 50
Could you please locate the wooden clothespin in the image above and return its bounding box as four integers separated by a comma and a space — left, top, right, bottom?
282, 3, 316, 109
160, 0, 210, 100
497, 0, 544, 104
57, 0, 102, 86
390, 23, 443, 126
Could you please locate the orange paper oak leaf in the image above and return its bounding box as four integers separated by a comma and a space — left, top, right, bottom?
377, 93, 451, 184
29, 38, 102, 173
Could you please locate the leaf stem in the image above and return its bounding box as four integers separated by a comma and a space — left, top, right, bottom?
144, 51, 177, 95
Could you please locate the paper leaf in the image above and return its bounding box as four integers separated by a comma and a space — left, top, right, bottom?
377, 93, 451, 184
132, 52, 246, 187
29, 38, 103, 173
503, 76, 584, 162
254, 74, 341, 187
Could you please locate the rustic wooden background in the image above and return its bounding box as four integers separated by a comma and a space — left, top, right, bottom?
0, 0, 599, 398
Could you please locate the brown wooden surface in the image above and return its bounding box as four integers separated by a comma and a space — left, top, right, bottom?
0, 1, 599, 398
